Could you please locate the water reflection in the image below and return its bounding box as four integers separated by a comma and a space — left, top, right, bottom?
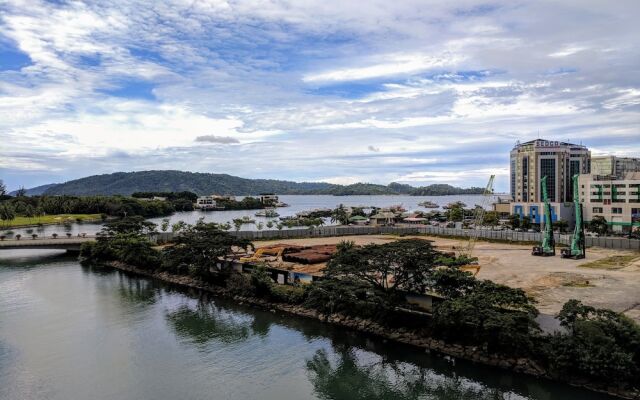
165, 299, 275, 346
306, 348, 513, 400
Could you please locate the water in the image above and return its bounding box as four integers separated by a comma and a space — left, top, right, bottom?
0, 250, 614, 400
3, 194, 498, 237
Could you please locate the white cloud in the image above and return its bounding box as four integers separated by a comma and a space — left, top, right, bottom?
304, 52, 464, 82
0, 0, 639, 192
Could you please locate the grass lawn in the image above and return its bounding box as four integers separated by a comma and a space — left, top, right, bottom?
2, 214, 103, 228
579, 254, 640, 270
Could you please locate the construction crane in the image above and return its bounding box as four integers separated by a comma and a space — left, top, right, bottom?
532, 175, 556, 256
459, 175, 495, 274
561, 174, 586, 259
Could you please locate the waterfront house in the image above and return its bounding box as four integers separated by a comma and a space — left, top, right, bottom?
195, 195, 218, 210
369, 211, 397, 225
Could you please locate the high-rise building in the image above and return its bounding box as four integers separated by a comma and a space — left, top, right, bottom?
590, 156, 640, 179
510, 139, 590, 203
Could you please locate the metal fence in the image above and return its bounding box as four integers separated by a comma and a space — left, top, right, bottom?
150, 225, 640, 251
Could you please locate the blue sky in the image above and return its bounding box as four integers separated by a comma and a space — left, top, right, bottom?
0, 0, 639, 192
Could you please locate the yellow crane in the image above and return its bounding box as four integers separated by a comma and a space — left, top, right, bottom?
459, 175, 495, 275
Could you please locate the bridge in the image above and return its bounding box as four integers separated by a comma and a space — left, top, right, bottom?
0, 236, 96, 251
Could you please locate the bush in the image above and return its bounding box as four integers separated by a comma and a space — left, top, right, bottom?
226, 272, 255, 297
432, 280, 539, 355
270, 284, 306, 304
543, 300, 640, 388
304, 278, 394, 321
80, 234, 160, 270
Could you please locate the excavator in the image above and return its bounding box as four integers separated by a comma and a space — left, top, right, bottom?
458, 175, 495, 276
532, 175, 555, 256
561, 174, 586, 259
239, 246, 286, 263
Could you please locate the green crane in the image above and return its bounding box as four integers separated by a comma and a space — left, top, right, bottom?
532, 175, 555, 256
561, 174, 586, 259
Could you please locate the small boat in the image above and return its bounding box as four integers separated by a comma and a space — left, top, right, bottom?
255, 209, 280, 218
418, 201, 439, 208
275, 202, 289, 207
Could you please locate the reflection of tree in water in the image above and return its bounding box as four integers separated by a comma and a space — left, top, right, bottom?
166, 299, 274, 347
116, 275, 158, 305
306, 348, 506, 400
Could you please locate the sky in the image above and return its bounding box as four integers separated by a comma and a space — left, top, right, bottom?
0, 0, 639, 192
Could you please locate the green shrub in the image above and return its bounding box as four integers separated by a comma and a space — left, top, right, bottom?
270, 284, 306, 304
303, 278, 394, 321
543, 300, 640, 388
226, 272, 256, 297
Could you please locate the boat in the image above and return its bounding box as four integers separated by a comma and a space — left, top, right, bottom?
255, 209, 280, 218
275, 202, 289, 207
418, 201, 439, 208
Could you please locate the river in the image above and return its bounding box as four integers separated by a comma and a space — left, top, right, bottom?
3, 194, 501, 238
0, 250, 615, 400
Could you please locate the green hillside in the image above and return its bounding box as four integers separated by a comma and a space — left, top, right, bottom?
39, 170, 484, 196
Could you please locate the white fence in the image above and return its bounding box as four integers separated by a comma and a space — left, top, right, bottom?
151, 225, 640, 251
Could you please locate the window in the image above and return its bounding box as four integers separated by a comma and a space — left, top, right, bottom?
521, 157, 528, 202
592, 207, 603, 213
612, 207, 623, 214
632, 208, 640, 215
510, 158, 516, 200
540, 158, 556, 202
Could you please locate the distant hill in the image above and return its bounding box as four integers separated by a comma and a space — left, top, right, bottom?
10, 183, 59, 196
33, 170, 484, 196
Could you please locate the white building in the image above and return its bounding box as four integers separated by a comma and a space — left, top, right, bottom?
579, 172, 640, 232
195, 195, 217, 209
590, 156, 640, 179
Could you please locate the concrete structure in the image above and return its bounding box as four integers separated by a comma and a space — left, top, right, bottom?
510, 139, 590, 203
579, 172, 640, 232
0, 236, 95, 251
259, 193, 279, 205
195, 195, 218, 209
591, 156, 640, 179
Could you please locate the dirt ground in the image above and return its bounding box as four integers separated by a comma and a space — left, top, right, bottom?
255, 235, 640, 321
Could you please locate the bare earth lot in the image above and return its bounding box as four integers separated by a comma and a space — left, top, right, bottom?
256, 235, 640, 322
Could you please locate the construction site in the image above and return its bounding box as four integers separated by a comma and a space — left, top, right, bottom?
235, 174, 640, 322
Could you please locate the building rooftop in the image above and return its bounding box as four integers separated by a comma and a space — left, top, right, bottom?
513, 139, 587, 150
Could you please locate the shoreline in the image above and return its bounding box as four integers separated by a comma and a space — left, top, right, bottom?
101, 260, 637, 399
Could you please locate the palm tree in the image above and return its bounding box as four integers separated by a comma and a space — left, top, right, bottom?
330, 204, 349, 225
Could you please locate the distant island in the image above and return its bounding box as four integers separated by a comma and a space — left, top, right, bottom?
19, 170, 485, 196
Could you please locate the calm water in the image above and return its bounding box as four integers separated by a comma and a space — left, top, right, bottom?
0, 250, 614, 400
3, 194, 500, 237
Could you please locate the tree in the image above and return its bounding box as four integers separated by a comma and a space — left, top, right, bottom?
162, 222, 252, 276
0, 203, 16, 227
545, 300, 640, 387
521, 215, 532, 230
160, 218, 170, 232
101, 216, 157, 236
325, 238, 460, 294
0, 179, 6, 196
588, 216, 608, 235
172, 220, 187, 233
482, 211, 500, 228
554, 219, 568, 233
446, 203, 465, 222
15, 187, 27, 197
330, 204, 349, 225
433, 279, 539, 354
508, 214, 521, 229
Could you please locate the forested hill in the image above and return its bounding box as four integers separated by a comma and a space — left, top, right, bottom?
37, 170, 484, 196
